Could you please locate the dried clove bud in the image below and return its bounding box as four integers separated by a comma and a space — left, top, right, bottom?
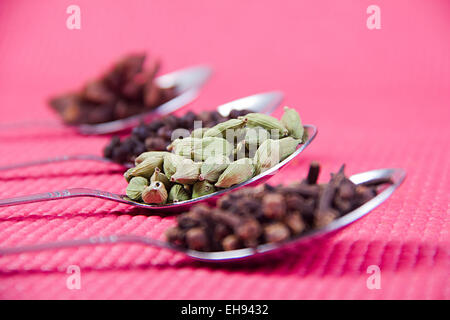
262, 193, 286, 219
306, 161, 320, 184
222, 235, 240, 251
186, 227, 209, 251
264, 223, 290, 243
166, 162, 388, 252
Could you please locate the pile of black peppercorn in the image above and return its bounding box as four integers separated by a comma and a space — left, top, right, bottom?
165, 162, 391, 252
103, 109, 252, 165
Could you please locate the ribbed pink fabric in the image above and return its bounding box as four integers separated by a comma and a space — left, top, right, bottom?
0, 0, 448, 299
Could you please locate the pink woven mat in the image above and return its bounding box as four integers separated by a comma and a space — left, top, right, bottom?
0, 0, 448, 299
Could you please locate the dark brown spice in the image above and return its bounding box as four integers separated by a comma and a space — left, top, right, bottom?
103, 109, 252, 165
165, 162, 392, 252
49, 53, 176, 125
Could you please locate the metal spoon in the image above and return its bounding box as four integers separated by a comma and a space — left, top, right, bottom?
73, 65, 213, 135
0, 124, 316, 211
0, 65, 212, 133
0, 91, 284, 171
0, 167, 406, 262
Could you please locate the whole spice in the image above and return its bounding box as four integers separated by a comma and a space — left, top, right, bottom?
190, 127, 208, 139
262, 193, 286, 219
203, 118, 246, 138
126, 177, 149, 201
169, 137, 232, 161
128, 154, 164, 179
215, 158, 255, 188
104, 109, 252, 165
122, 108, 306, 204
202, 137, 234, 159
278, 137, 301, 161
281, 106, 304, 140
170, 159, 201, 184
168, 184, 191, 203
199, 155, 230, 183
49, 53, 176, 125
150, 167, 171, 190
239, 113, 288, 138
254, 137, 300, 174
244, 126, 270, 146
141, 181, 168, 204
254, 139, 281, 174
192, 180, 216, 198
264, 223, 290, 243
166, 162, 390, 252
123, 168, 134, 183
163, 153, 183, 180
134, 151, 170, 166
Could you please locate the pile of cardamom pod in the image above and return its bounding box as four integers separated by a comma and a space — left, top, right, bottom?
123, 107, 305, 205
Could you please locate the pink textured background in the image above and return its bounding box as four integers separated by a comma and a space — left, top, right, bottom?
0, 0, 449, 299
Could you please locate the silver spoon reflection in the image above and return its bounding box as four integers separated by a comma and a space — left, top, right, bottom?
0, 167, 405, 262
0, 91, 284, 172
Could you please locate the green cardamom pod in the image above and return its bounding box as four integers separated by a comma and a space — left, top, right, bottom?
170, 158, 201, 184
163, 153, 183, 180
199, 155, 230, 183
150, 167, 171, 190
254, 137, 300, 174
239, 113, 288, 138
168, 137, 201, 156
129, 155, 164, 179
192, 180, 216, 199
168, 184, 191, 203
190, 127, 208, 139
134, 151, 170, 166
254, 139, 280, 175
278, 136, 301, 161
201, 137, 233, 160
169, 137, 233, 161
281, 106, 304, 140
124, 168, 134, 183
141, 181, 168, 205
126, 176, 149, 201
215, 158, 254, 188
234, 140, 247, 160
244, 126, 270, 146
203, 118, 246, 138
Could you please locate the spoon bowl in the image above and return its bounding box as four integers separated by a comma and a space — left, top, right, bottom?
75, 65, 213, 135
0, 91, 284, 172
123, 124, 317, 212
0, 124, 316, 211
0, 167, 406, 262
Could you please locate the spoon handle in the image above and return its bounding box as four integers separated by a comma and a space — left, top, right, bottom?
0, 234, 174, 256
0, 119, 63, 130
0, 154, 117, 171
0, 188, 128, 207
